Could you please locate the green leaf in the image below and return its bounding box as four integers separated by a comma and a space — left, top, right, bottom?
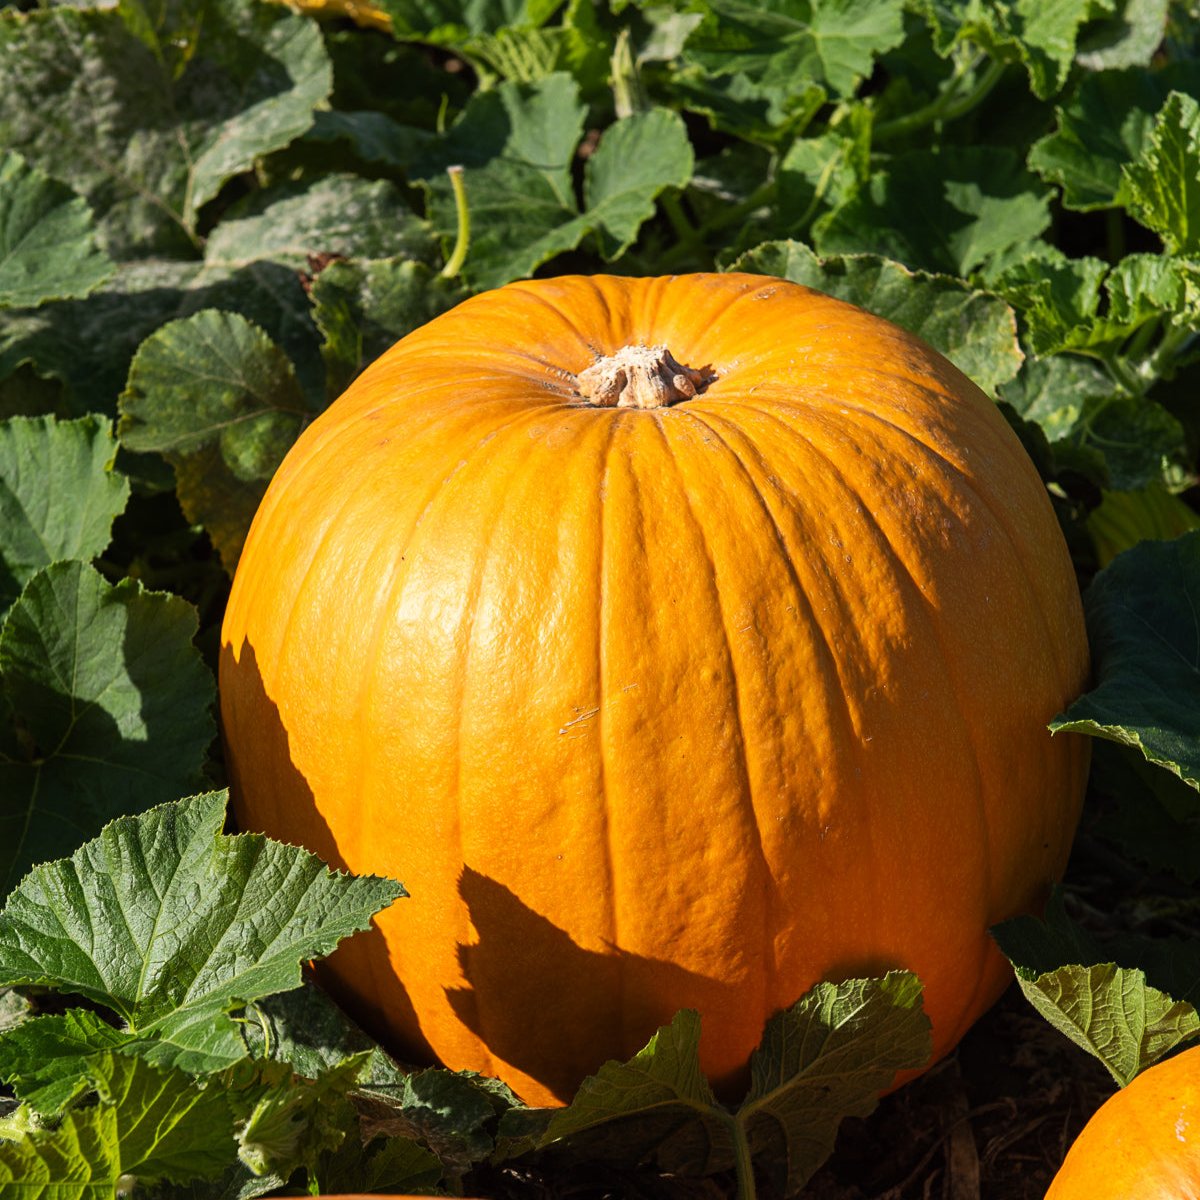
355, 1067, 521, 1176
1087, 740, 1200, 883
0, 258, 322, 420
310, 257, 467, 398
995, 894, 1200, 1084
0, 0, 332, 256
317, 1130, 444, 1197
203, 175, 438, 272
0, 415, 129, 614
920, 0, 1118, 99
0, 152, 112, 308
540, 974, 930, 1193
0, 562, 214, 897
244, 984, 407, 1089
582, 108, 695, 259
732, 241, 1023, 395
1010, 963, 1199, 1087
540, 1009, 735, 1172
996, 251, 1194, 357
1123, 90, 1200, 254
369, 0, 561, 42
0, 1009, 130, 1113
775, 107, 872, 235
739, 973, 931, 1195
119, 310, 315, 573
998, 353, 1183, 490
1075, 0, 1171, 69
815, 146, 1051, 277
0, 1052, 241, 1193
413, 77, 692, 287
683, 0, 907, 100
237, 1056, 367, 1178
1052, 530, 1200, 787
1028, 63, 1200, 211
0, 792, 405, 1079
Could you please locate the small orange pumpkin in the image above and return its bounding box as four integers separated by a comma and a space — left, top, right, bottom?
220, 273, 1090, 1107
1046, 1045, 1200, 1199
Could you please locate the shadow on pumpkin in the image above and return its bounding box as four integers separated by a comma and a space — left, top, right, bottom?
218, 635, 435, 1067
447, 867, 747, 1104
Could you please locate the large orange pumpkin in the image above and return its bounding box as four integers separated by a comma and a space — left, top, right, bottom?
219, 273, 1090, 1107
1046, 1045, 1200, 1199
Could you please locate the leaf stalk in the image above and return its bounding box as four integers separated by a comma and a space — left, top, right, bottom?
440, 165, 471, 279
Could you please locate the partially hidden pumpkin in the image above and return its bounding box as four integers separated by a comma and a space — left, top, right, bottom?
1046, 1045, 1200, 1199
219, 273, 1090, 1108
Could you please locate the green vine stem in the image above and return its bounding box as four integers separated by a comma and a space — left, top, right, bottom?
440, 164, 470, 279
875, 55, 1005, 143
730, 1117, 758, 1200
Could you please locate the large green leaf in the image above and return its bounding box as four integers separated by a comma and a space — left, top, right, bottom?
0, 415, 129, 614
0, 0, 332, 256
815, 146, 1051, 278
0, 562, 214, 896
0, 258, 322, 419
1028, 63, 1200, 211
1123, 90, 1200, 255
531, 973, 929, 1195
682, 0, 907, 101
119, 310, 316, 572
0, 152, 112, 308
0, 793, 404, 1087
1053, 531, 1200, 786
732, 241, 1023, 395
413, 76, 692, 287
0, 1053, 244, 1195
920, 0, 1118, 99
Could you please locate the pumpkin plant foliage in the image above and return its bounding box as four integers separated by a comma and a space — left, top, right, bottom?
0, 0, 1199, 1195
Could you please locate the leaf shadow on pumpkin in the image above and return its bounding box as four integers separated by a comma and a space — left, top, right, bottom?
447, 867, 749, 1105
219, 634, 436, 1067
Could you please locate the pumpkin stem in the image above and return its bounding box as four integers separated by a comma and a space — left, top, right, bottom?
576, 344, 711, 409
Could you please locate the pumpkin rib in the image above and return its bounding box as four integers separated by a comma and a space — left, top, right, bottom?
800, 391, 1075, 843
595, 410, 623, 1033
704, 395, 999, 1042
654, 408, 775, 1022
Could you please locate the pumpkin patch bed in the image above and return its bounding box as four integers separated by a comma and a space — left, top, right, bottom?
0, 1, 1198, 1197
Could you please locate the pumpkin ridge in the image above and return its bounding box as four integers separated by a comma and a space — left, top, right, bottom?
748, 397, 1000, 988
508, 276, 614, 361
594, 411, 621, 985
667, 408, 777, 1008
652, 410, 772, 1026
707, 395, 995, 1031
737, 391, 1074, 700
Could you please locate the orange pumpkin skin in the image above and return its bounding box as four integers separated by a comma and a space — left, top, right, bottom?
1047, 1046, 1200, 1199
219, 273, 1090, 1108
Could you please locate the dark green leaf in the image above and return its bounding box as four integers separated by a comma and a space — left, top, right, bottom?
815, 146, 1051, 277
0, 415, 129, 614
0, 562, 214, 897
204, 175, 438, 272
1052, 530, 1200, 786
683, 0, 907, 100
0, 0, 332, 256
310, 257, 467, 398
